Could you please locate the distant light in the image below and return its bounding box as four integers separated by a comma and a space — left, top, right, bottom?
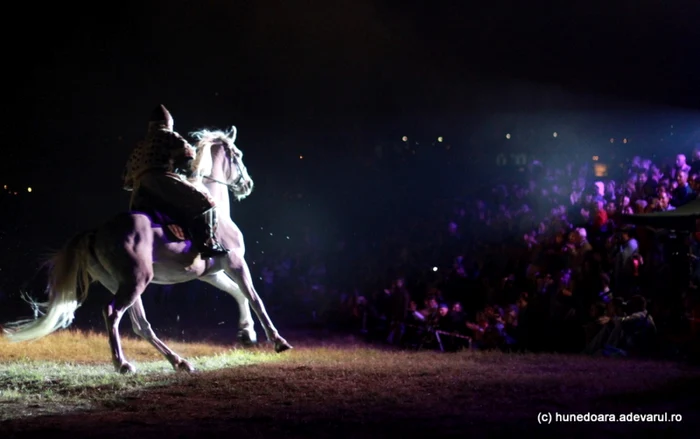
402, 136, 408, 142
432, 266, 438, 272
553, 132, 558, 138
269, 232, 273, 236
437, 136, 443, 142
506, 133, 511, 139
610, 138, 614, 143
286, 236, 290, 239
299, 155, 303, 159
27, 187, 32, 193
2, 185, 6, 190
592, 156, 599, 161
623, 138, 628, 144
593, 163, 608, 177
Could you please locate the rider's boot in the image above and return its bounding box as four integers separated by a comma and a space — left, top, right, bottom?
190, 208, 229, 258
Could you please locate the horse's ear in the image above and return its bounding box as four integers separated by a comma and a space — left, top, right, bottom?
229, 126, 237, 142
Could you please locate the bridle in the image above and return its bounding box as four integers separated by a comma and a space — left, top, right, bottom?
202, 140, 245, 191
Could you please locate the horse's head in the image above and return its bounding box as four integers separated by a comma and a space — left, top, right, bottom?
190, 126, 254, 200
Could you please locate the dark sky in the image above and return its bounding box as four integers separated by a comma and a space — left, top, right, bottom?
5, 0, 700, 231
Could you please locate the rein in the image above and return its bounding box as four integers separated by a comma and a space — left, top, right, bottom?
202, 160, 244, 191
203, 175, 235, 188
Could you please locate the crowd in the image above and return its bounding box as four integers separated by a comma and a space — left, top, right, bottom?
253, 149, 700, 358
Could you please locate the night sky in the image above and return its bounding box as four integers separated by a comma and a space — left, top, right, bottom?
5, 1, 700, 237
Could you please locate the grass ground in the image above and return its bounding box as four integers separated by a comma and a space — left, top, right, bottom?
1, 329, 699, 438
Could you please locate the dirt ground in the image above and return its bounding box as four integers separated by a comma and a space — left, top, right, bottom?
1, 332, 699, 438
2, 368, 699, 437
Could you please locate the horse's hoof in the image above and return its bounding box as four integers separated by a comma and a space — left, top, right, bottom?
237, 330, 258, 347
240, 339, 257, 348
175, 359, 195, 373
118, 363, 136, 374
274, 338, 293, 353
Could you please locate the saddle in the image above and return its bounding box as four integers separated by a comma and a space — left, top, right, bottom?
130, 188, 189, 242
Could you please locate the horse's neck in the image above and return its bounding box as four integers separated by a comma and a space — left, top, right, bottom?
203, 178, 231, 219
202, 145, 232, 219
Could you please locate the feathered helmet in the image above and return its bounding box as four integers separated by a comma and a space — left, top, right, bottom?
148, 104, 174, 131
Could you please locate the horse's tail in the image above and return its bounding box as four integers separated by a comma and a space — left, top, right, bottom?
4, 230, 94, 342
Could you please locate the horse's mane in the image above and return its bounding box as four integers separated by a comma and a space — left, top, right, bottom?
189, 126, 237, 178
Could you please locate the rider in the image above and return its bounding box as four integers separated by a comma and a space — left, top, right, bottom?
122, 104, 230, 258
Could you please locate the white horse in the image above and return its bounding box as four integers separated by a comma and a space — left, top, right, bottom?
3, 127, 292, 373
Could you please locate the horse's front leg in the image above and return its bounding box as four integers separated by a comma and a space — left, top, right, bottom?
222, 255, 292, 353
201, 272, 258, 346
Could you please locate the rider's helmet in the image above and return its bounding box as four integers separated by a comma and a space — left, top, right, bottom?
148, 104, 174, 132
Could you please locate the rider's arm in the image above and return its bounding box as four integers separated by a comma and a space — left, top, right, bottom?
167, 132, 196, 157
167, 132, 196, 176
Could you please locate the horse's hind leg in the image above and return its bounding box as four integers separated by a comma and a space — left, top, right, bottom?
95, 213, 158, 373
103, 266, 153, 374
128, 297, 194, 372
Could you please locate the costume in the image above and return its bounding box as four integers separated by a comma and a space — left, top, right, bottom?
123, 104, 229, 257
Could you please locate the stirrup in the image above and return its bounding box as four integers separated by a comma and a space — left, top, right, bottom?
199, 242, 230, 258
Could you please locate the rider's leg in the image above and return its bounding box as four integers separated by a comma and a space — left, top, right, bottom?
189, 207, 229, 258
134, 172, 229, 257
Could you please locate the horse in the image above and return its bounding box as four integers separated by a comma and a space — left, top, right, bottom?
2, 127, 292, 373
